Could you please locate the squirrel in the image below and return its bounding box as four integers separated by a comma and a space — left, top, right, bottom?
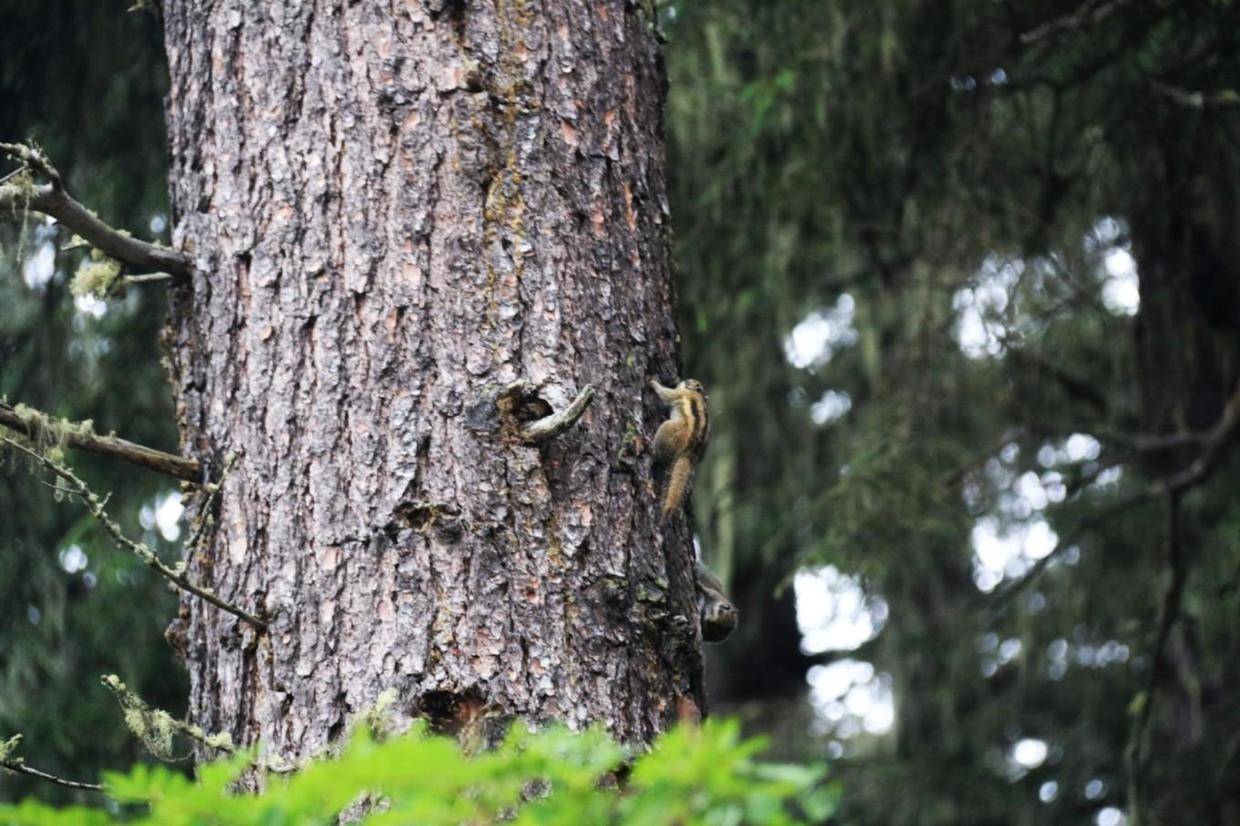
650, 378, 735, 641
695, 561, 738, 643
649, 378, 710, 524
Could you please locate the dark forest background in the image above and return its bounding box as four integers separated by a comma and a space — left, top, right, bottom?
2, 2, 1239, 824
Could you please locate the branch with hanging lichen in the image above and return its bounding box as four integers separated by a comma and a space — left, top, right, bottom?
0, 141, 190, 279
0, 400, 201, 482
59, 235, 175, 300
0, 142, 60, 187
101, 675, 292, 773
1, 436, 267, 630
0, 734, 103, 792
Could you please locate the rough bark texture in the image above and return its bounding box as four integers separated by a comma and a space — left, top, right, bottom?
159, 0, 702, 762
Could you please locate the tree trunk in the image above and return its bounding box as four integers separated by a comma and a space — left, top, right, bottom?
159, 0, 701, 763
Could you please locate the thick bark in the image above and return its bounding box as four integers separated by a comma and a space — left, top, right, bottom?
160, 0, 701, 762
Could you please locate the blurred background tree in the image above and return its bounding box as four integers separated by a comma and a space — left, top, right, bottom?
668, 1, 1240, 825
2, 1, 1239, 824
0, 0, 186, 806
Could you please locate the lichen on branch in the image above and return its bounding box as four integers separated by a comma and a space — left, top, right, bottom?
0, 399, 201, 481
0, 435, 265, 629
70, 248, 123, 300
0, 140, 191, 278
102, 675, 292, 773
102, 675, 235, 761
0, 733, 103, 792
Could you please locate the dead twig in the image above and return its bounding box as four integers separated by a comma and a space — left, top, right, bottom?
0, 734, 103, 792
519, 385, 596, 445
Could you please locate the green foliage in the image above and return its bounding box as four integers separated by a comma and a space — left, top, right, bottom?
0, 720, 835, 825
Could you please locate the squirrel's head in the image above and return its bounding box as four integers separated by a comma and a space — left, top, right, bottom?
681, 379, 707, 396
701, 599, 738, 643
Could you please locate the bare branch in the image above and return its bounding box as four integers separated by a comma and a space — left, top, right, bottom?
0, 734, 103, 792
1, 436, 267, 630
121, 272, 174, 286
0, 182, 191, 277
0, 142, 190, 278
1126, 494, 1188, 820
994, 382, 1240, 605
1151, 81, 1240, 110
0, 400, 201, 483
946, 411, 1211, 493
1020, 0, 1130, 44
520, 385, 596, 444
1161, 382, 1240, 494
1, 761, 104, 792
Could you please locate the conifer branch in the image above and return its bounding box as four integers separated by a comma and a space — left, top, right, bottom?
993, 382, 1240, 605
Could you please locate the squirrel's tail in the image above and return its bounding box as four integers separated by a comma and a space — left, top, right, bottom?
660, 456, 694, 524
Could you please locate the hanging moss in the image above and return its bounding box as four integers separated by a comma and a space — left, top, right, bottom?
3, 403, 96, 464
104, 675, 177, 761
103, 674, 237, 763
69, 248, 123, 300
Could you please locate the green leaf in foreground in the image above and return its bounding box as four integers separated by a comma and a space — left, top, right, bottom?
0, 719, 830, 825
